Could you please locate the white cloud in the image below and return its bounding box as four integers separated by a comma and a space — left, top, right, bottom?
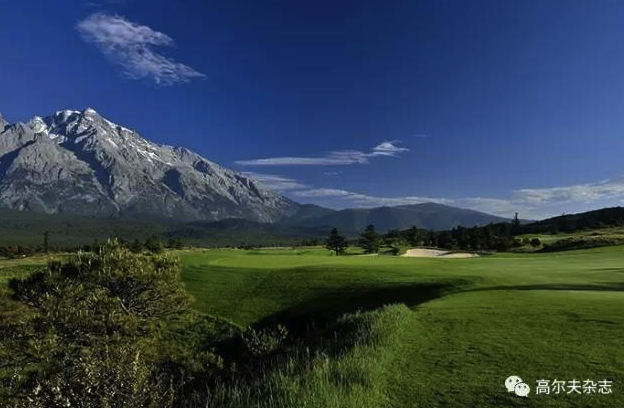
371, 140, 409, 156
77, 13, 205, 85
513, 178, 624, 205
454, 197, 525, 217
241, 172, 308, 191
235, 141, 409, 166
291, 188, 453, 207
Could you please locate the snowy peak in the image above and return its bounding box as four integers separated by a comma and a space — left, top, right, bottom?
0, 108, 300, 222
27, 116, 48, 134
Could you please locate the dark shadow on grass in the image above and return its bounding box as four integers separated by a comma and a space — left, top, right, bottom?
255, 282, 457, 335
467, 282, 624, 293
592, 267, 624, 274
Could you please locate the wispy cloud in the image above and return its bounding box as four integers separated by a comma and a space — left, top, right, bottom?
77, 13, 205, 85
292, 188, 452, 207
241, 172, 308, 191
235, 140, 409, 166
512, 178, 624, 205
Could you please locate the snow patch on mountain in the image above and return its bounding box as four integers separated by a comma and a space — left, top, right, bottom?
0, 108, 299, 222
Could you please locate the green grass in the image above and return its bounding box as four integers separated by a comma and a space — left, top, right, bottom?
209, 304, 412, 408
179, 245, 624, 407
0, 259, 47, 344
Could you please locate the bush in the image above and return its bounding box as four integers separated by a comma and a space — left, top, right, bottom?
0, 240, 226, 408
389, 241, 410, 256
530, 238, 542, 247
241, 325, 288, 357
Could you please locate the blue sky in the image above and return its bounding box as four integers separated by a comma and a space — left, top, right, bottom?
2, 0, 624, 219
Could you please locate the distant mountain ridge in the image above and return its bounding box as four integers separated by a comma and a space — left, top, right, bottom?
282, 202, 510, 232
522, 206, 624, 233
0, 108, 298, 222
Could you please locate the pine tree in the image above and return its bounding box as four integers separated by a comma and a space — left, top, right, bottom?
130, 238, 144, 253
43, 231, 50, 253
325, 228, 348, 255
360, 224, 382, 254
511, 212, 522, 236
145, 236, 164, 254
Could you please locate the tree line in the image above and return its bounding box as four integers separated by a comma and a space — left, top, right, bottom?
324, 213, 539, 254
0, 233, 186, 259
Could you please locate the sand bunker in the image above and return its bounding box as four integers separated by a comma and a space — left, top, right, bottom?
403, 248, 478, 259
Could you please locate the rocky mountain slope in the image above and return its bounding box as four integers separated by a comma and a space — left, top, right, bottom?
0, 108, 299, 222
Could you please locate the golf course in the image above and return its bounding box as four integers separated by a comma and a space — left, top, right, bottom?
178, 245, 624, 407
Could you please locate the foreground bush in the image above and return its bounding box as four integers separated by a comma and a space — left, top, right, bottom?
0, 241, 230, 408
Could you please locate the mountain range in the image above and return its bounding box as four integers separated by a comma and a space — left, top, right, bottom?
0, 108, 509, 233
0, 108, 297, 222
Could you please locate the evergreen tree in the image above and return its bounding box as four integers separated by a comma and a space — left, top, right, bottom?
130, 238, 144, 253
43, 231, 50, 253
360, 224, 382, 254
437, 230, 456, 249
325, 228, 348, 255
167, 238, 184, 250
511, 212, 522, 236
405, 226, 422, 246
145, 235, 164, 253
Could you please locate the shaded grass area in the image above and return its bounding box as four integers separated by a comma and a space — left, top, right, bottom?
0, 261, 45, 325
210, 304, 412, 408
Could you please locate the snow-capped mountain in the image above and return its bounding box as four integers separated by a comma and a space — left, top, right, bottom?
0, 108, 299, 222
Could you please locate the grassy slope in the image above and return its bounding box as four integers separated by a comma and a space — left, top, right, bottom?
179, 246, 624, 407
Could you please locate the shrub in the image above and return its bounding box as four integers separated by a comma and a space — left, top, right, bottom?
241, 325, 289, 357
0, 240, 226, 408
389, 241, 410, 256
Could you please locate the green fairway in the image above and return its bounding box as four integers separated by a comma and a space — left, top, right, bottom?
179, 246, 624, 407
